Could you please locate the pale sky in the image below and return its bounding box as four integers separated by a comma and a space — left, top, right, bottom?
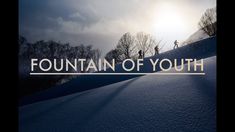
19, 0, 216, 55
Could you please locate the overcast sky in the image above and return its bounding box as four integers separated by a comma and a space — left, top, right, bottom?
19, 0, 216, 55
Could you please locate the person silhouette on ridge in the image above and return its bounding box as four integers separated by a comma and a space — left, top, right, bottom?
138, 50, 143, 59
174, 40, 179, 49
154, 45, 159, 55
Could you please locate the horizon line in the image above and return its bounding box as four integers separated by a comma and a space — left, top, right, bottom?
30, 72, 206, 75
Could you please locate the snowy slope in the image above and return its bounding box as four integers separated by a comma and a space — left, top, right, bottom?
183, 29, 209, 45
19, 56, 216, 132
19, 36, 216, 106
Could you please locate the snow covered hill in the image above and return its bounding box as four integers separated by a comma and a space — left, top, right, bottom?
183, 29, 209, 45
19, 56, 216, 132
19, 36, 216, 106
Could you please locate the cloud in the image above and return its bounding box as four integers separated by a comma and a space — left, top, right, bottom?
19, 0, 216, 55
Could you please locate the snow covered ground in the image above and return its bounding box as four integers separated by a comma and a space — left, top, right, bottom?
19, 56, 216, 132
182, 29, 209, 45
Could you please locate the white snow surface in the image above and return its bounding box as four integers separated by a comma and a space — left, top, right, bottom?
19, 56, 216, 132
183, 29, 209, 45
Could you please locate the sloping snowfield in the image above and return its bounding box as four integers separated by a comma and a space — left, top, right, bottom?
19, 36, 216, 106
19, 56, 216, 132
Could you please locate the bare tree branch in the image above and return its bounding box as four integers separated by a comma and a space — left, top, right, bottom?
198, 7, 216, 36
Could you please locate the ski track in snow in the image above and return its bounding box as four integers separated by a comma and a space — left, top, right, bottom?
19, 56, 216, 132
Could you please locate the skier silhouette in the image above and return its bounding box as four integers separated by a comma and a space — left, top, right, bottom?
154, 45, 159, 55
138, 50, 143, 59
174, 40, 179, 49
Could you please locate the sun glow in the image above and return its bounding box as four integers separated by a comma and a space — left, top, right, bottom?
152, 3, 189, 40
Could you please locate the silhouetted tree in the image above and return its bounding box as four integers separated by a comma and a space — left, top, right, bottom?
18, 35, 103, 97
198, 7, 216, 36
135, 32, 156, 58
105, 49, 122, 64
116, 32, 135, 59
92, 49, 102, 68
